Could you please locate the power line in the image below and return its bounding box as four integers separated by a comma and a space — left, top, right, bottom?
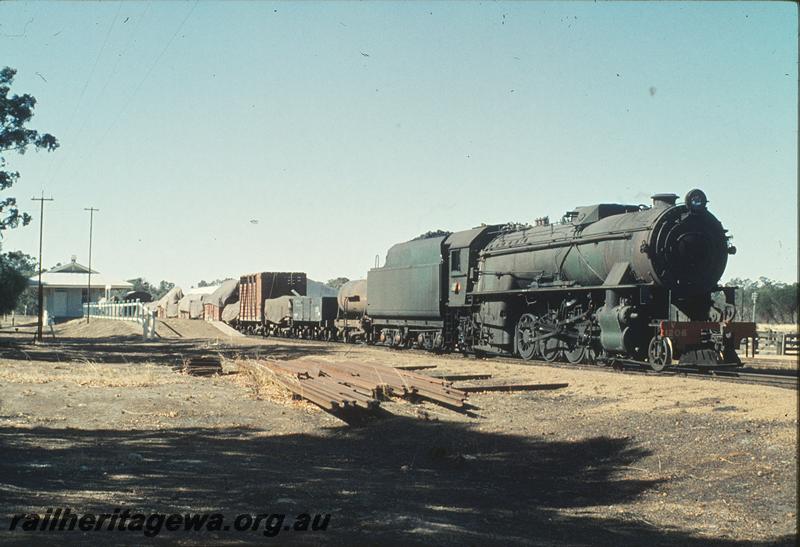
90, 2, 153, 111
90, 1, 198, 151
52, 2, 152, 184
43, 1, 124, 186
61, 1, 198, 184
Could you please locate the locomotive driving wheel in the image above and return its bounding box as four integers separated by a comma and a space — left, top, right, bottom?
564, 344, 585, 364
563, 321, 590, 364
540, 336, 564, 362
515, 314, 540, 361
535, 310, 564, 362
647, 335, 673, 372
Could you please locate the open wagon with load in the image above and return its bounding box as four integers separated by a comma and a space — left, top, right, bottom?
237, 272, 307, 334
261, 279, 370, 342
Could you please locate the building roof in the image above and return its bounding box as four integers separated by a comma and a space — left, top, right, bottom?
49, 261, 98, 274
27, 258, 132, 290
28, 272, 133, 290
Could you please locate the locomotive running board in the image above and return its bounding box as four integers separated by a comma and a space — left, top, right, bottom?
470, 282, 652, 297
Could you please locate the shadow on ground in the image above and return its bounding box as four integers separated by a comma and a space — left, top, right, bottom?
0, 418, 793, 546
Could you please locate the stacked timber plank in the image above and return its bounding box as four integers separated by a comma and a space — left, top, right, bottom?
182, 354, 223, 376
260, 359, 467, 414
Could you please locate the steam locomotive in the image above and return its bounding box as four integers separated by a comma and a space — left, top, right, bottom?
247, 189, 755, 371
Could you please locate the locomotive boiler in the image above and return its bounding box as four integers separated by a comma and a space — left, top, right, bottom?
367, 189, 755, 370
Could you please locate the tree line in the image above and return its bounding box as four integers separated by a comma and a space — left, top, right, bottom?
725, 278, 798, 324
127, 278, 176, 300
0, 66, 58, 314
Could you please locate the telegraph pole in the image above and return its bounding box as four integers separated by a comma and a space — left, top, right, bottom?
84, 207, 99, 323
31, 192, 54, 342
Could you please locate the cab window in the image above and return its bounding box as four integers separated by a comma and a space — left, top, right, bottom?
450, 249, 462, 273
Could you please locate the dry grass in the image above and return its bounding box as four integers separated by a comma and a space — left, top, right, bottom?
0, 360, 175, 388
228, 357, 317, 411
67, 363, 166, 388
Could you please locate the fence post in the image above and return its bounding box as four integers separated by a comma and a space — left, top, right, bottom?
142, 310, 156, 340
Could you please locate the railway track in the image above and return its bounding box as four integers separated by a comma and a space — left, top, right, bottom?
240, 333, 799, 390
686, 368, 798, 389
481, 355, 799, 390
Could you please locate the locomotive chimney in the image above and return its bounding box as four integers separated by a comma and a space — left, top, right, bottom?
651, 193, 678, 208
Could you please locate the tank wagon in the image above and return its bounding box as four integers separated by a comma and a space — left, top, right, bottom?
366, 189, 755, 370
336, 279, 369, 342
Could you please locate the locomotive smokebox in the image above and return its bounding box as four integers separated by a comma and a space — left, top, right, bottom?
646, 190, 727, 295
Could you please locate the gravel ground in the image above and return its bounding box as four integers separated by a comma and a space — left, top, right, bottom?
0, 321, 796, 546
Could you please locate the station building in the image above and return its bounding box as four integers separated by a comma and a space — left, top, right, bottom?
27, 257, 133, 322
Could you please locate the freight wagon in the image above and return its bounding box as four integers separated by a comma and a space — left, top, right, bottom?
202, 279, 239, 322
261, 280, 370, 341
262, 296, 339, 339
238, 272, 307, 334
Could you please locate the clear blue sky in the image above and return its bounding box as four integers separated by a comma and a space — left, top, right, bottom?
1, 1, 796, 288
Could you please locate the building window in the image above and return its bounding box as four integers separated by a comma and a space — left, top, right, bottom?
81, 288, 89, 303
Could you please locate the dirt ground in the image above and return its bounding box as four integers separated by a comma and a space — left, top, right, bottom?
0, 320, 796, 546
1, 316, 241, 341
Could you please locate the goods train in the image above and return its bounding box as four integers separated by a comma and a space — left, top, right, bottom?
232, 190, 755, 371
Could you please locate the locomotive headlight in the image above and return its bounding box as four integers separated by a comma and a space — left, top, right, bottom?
685, 189, 708, 214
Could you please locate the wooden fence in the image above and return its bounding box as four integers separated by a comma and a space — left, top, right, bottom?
741, 331, 799, 357
83, 301, 157, 339
84, 301, 148, 322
